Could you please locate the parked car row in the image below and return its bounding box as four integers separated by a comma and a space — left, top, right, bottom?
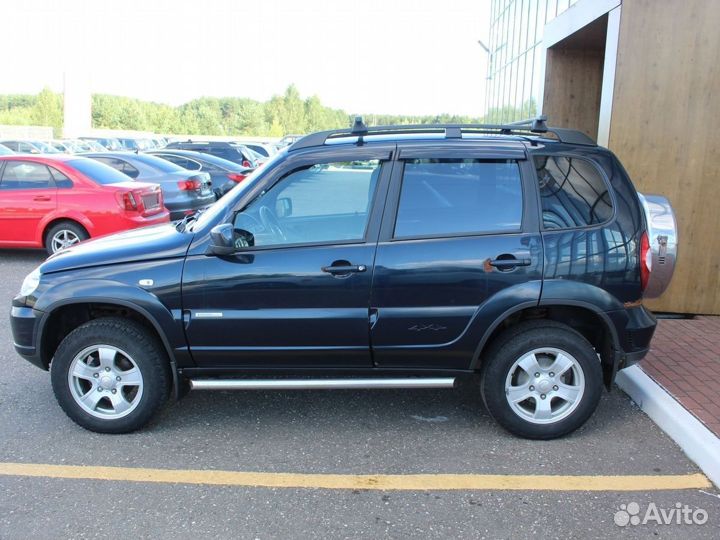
0, 135, 291, 255
80, 136, 168, 152
0, 155, 170, 254
0, 145, 262, 254
165, 140, 263, 168
81, 152, 216, 220
148, 149, 252, 198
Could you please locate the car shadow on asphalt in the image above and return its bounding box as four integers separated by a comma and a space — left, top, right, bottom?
0, 249, 47, 263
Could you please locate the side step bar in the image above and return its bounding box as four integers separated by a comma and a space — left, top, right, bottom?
189, 378, 456, 391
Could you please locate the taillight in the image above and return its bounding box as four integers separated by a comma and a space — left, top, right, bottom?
116, 191, 138, 211
178, 179, 201, 191
242, 160, 251, 168
227, 172, 246, 183
640, 231, 652, 292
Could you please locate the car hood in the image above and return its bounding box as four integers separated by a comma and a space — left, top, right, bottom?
40, 223, 193, 274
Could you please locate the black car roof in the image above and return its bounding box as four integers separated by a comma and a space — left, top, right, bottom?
149, 149, 246, 170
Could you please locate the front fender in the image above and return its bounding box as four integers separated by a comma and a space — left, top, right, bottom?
34, 278, 188, 390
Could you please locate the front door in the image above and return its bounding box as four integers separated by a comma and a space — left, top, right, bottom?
0, 160, 57, 245
369, 145, 543, 369
182, 147, 394, 368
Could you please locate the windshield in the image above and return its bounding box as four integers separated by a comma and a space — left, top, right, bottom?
34, 141, 60, 153
69, 157, 134, 185
191, 150, 286, 231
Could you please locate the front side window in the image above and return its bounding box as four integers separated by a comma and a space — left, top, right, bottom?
233, 160, 381, 247
394, 159, 523, 238
534, 155, 613, 229
0, 161, 54, 190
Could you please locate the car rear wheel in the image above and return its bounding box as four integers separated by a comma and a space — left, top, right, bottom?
50, 318, 170, 433
45, 221, 89, 255
480, 320, 603, 439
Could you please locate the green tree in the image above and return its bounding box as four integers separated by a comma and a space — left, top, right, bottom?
31, 87, 63, 136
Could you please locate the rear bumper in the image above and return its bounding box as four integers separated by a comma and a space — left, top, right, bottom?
121, 210, 170, 228
614, 304, 657, 368
9, 303, 46, 370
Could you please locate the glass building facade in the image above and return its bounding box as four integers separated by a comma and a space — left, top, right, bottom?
485, 0, 578, 123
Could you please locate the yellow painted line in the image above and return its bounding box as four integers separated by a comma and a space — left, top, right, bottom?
0, 462, 711, 491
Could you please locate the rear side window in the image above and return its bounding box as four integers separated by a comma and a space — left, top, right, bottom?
0, 161, 54, 189
92, 157, 140, 179
534, 155, 613, 229
157, 154, 201, 171
68, 158, 135, 185
131, 154, 184, 173
394, 159, 523, 238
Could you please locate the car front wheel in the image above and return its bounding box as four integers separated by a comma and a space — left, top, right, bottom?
481, 320, 603, 439
50, 318, 170, 433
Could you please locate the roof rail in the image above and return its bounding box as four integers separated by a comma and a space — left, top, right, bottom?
288, 115, 596, 151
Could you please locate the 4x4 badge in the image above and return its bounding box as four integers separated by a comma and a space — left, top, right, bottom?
408, 323, 447, 332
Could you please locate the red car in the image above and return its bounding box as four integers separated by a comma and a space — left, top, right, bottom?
0, 155, 170, 255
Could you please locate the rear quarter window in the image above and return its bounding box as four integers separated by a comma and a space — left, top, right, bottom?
534, 155, 613, 229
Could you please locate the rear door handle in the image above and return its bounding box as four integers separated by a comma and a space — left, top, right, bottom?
33, 195, 51, 201
489, 256, 532, 269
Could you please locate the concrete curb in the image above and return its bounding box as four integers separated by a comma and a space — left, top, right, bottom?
616, 365, 720, 488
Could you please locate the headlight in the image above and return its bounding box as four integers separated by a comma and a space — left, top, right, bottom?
20, 267, 41, 297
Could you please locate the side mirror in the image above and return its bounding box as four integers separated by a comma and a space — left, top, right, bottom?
276, 197, 292, 218
208, 223, 236, 255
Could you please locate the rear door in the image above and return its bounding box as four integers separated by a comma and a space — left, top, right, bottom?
369, 143, 543, 369
0, 160, 57, 244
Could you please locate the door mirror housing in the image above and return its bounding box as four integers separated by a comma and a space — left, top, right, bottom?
208, 223, 236, 255
276, 197, 292, 218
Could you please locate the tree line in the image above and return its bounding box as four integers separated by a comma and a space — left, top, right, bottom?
0, 85, 533, 137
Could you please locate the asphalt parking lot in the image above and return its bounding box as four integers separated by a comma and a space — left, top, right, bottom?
0, 249, 718, 539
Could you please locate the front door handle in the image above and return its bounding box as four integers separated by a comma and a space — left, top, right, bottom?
33, 195, 51, 202
321, 261, 367, 275
489, 256, 532, 270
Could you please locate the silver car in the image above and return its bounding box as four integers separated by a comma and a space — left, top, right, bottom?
83, 152, 215, 220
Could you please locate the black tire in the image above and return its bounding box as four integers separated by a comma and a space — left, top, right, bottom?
480, 320, 603, 440
50, 318, 171, 433
44, 220, 89, 255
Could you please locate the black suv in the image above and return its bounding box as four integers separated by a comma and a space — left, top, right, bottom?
165, 140, 259, 169
10, 118, 677, 439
